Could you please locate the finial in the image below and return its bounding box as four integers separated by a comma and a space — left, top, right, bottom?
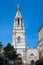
17, 4, 20, 11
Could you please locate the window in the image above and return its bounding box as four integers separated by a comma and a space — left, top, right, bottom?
17, 36, 21, 43
30, 53, 34, 57
18, 18, 20, 25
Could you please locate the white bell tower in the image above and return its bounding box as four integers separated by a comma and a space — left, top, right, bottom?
12, 5, 26, 56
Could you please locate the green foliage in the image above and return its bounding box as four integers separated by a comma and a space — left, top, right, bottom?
39, 57, 43, 61
0, 42, 2, 47
0, 42, 22, 65
4, 43, 17, 60
4, 59, 9, 65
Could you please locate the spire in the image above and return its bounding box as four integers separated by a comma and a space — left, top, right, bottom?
15, 4, 22, 18
17, 4, 20, 11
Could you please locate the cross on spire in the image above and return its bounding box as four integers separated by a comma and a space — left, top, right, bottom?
17, 4, 20, 11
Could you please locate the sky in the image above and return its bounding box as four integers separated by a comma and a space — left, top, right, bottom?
0, 0, 43, 47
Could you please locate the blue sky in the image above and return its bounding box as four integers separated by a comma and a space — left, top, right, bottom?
0, 0, 43, 47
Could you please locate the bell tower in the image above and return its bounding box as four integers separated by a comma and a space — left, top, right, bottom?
12, 5, 26, 56
14, 5, 24, 30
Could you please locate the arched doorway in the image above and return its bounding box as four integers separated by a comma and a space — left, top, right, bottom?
31, 60, 35, 65
30, 53, 35, 65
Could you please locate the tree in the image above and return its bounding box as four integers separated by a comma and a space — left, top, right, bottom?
0, 42, 3, 49
4, 43, 17, 61
0, 42, 6, 65
0, 42, 2, 46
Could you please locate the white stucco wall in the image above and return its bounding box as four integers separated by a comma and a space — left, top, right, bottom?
26, 48, 39, 64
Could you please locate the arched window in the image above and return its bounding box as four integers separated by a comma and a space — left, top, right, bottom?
17, 36, 21, 43
30, 53, 34, 57
18, 18, 20, 25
